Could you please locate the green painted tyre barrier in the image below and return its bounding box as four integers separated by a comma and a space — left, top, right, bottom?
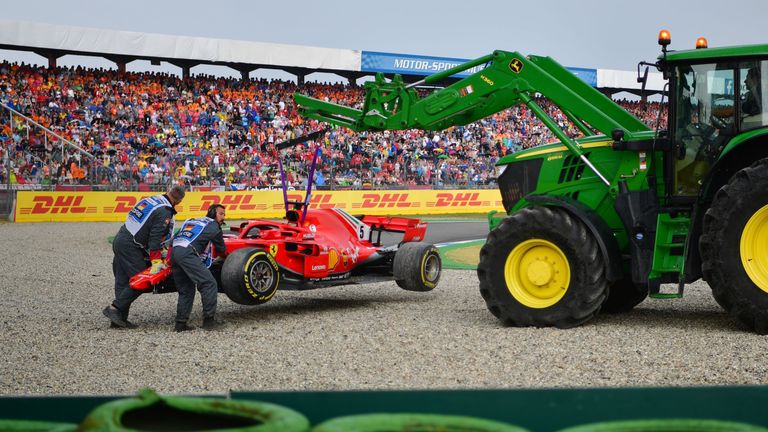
311, 413, 530, 432
0, 419, 77, 432
556, 418, 768, 432
78, 389, 310, 431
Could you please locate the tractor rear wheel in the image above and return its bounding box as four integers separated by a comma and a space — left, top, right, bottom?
221, 248, 280, 305
700, 158, 768, 334
477, 206, 608, 328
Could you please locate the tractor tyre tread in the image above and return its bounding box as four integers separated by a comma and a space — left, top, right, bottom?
700, 157, 768, 334
477, 206, 608, 329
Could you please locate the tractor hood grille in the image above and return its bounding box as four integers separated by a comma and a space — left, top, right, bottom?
497, 158, 543, 212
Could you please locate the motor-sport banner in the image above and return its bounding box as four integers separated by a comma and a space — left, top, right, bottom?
14, 190, 504, 222
361, 51, 598, 86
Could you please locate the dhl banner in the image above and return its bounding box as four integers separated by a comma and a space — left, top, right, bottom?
14, 190, 504, 222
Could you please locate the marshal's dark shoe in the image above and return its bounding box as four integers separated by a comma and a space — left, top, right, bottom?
174, 322, 195, 332
103, 305, 127, 328
202, 318, 225, 331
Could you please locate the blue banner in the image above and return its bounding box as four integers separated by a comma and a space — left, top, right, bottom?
361, 51, 597, 86
568, 67, 598, 87
361, 51, 486, 79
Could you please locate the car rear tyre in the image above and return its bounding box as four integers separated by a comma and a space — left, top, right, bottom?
700, 158, 768, 334
393, 242, 441, 292
477, 206, 608, 328
222, 248, 280, 305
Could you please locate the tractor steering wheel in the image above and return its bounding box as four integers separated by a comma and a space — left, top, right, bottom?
710, 115, 730, 130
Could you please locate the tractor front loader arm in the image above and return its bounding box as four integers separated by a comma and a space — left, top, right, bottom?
295, 52, 501, 132
293, 94, 365, 131
294, 50, 650, 139
295, 51, 653, 187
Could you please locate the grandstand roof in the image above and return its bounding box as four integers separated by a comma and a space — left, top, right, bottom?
0, 20, 361, 71
0, 20, 664, 93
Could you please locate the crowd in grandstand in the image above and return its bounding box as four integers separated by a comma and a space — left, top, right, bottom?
0, 61, 665, 190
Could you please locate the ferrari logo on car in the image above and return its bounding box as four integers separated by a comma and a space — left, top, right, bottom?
269, 244, 278, 256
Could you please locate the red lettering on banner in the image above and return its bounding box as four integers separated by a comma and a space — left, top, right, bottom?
313, 194, 334, 209
113, 196, 137, 213
222, 194, 252, 210
238, 195, 257, 211
200, 194, 221, 211
287, 193, 334, 209
361, 193, 411, 208
31, 195, 87, 214
433, 192, 482, 207
200, 194, 259, 211
220, 194, 243, 208
287, 193, 303, 205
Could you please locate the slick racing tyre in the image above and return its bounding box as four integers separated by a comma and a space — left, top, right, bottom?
222, 248, 280, 306
700, 158, 768, 334
311, 413, 529, 432
477, 206, 608, 328
393, 242, 441, 292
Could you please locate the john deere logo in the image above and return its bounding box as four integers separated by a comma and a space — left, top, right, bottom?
509, 58, 524, 74
269, 244, 278, 256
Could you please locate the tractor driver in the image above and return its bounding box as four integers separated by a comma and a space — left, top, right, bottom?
742, 67, 763, 117
103, 185, 185, 328
171, 204, 227, 332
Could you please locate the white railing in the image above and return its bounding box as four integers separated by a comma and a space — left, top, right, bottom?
1, 103, 94, 159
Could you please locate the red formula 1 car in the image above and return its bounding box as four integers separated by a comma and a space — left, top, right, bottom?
130, 130, 442, 305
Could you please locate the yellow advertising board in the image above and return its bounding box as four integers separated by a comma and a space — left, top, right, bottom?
14, 190, 504, 223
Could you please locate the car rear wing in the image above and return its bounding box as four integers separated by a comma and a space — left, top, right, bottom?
360, 216, 428, 243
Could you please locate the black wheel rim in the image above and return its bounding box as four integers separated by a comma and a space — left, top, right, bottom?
424, 254, 440, 283
249, 261, 275, 294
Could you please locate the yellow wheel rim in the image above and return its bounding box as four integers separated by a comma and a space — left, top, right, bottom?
504, 239, 570, 308
741, 204, 768, 293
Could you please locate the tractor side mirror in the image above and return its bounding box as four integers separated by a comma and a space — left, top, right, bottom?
637, 63, 651, 110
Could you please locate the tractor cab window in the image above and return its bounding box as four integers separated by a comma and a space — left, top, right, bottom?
739, 61, 768, 131
673, 63, 736, 195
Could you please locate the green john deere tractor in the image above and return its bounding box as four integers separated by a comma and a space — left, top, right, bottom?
294, 31, 768, 333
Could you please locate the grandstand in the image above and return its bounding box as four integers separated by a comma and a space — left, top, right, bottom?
0, 21, 666, 198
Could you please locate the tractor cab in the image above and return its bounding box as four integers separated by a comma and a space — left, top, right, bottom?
660, 36, 768, 197
671, 61, 738, 196
670, 60, 768, 195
